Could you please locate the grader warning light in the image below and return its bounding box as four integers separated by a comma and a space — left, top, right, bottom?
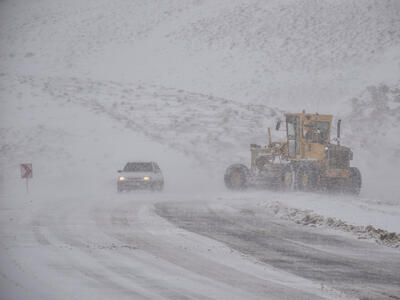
224, 112, 361, 194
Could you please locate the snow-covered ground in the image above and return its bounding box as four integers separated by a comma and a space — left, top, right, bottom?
1, 0, 400, 299
1, 0, 399, 203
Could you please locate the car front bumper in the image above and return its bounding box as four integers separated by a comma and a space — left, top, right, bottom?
118, 179, 162, 190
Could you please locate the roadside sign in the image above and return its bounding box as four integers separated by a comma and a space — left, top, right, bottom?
20, 163, 32, 194
21, 164, 33, 178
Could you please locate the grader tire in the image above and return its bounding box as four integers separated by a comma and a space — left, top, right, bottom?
346, 167, 362, 195
224, 164, 249, 190
282, 165, 297, 191
297, 166, 318, 191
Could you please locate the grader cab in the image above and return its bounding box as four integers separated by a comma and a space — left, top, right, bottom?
224, 112, 361, 194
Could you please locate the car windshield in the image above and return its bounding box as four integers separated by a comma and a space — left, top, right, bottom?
123, 163, 153, 172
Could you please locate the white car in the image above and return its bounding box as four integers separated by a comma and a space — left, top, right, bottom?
117, 162, 164, 192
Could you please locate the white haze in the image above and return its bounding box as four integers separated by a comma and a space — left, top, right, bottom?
1, 0, 399, 202
0, 1, 400, 299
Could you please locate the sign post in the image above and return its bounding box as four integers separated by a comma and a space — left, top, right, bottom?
20, 164, 33, 193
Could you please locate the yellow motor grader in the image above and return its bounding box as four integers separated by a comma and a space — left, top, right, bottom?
224, 112, 361, 194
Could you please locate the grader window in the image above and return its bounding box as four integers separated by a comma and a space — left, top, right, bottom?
286, 116, 300, 157
287, 122, 295, 138
304, 121, 330, 144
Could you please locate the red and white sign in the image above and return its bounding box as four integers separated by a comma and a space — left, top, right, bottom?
20, 164, 33, 179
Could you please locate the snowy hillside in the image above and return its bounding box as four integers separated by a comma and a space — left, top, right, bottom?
167, 0, 400, 108
1, 0, 400, 110
1, 0, 400, 202
345, 83, 400, 162
0, 75, 222, 196
342, 82, 400, 203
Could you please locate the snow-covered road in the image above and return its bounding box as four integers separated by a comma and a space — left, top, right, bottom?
1, 190, 399, 300
0, 192, 340, 300
157, 198, 400, 300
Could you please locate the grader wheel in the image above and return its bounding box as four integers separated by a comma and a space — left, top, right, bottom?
230, 171, 242, 186
301, 172, 309, 187
282, 165, 318, 191
224, 164, 249, 190
297, 166, 318, 191
345, 167, 362, 195
282, 166, 296, 190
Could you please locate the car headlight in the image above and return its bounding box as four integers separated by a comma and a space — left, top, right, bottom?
143, 176, 151, 181
119, 176, 126, 181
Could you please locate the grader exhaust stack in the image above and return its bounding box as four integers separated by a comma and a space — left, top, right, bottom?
337, 119, 341, 146
268, 128, 272, 147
